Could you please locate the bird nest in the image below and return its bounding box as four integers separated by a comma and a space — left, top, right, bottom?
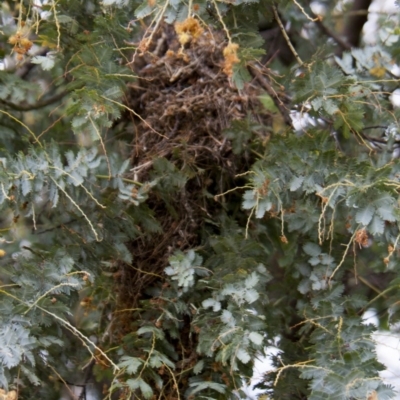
110, 22, 274, 336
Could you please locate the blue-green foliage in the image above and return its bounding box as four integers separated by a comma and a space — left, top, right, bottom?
0, 0, 399, 398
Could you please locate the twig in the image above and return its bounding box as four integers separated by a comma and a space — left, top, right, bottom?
211, 0, 233, 43
329, 228, 358, 284
273, 361, 325, 386
292, 0, 319, 22
164, 363, 181, 400
88, 114, 111, 178
0, 110, 42, 146
101, 95, 167, 139
36, 217, 83, 235
314, 18, 351, 52
248, 65, 292, 126
272, 5, 303, 67
51, 0, 61, 50
49, 176, 101, 242
47, 364, 79, 400
37, 304, 120, 372
0, 90, 68, 111
24, 282, 80, 314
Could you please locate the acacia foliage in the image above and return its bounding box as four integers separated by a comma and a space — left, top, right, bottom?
0, 0, 400, 399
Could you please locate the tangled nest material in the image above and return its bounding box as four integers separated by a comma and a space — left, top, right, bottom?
111, 22, 275, 335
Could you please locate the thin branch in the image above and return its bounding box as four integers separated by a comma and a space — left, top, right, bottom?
24, 282, 80, 314
248, 65, 292, 126
47, 364, 79, 400
292, 0, 319, 22
37, 304, 120, 372
272, 5, 303, 67
0, 110, 42, 146
329, 228, 358, 284
211, 0, 233, 43
100, 95, 167, 138
87, 114, 111, 178
35, 217, 83, 235
49, 176, 101, 242
314, 18, 351, 52
0, 90, 68, 112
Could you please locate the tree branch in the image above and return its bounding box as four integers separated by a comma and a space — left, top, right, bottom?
314, 17, 352, 52
272, 5, 303, 67
249, 65, 292, 127
0, 90, 68, 112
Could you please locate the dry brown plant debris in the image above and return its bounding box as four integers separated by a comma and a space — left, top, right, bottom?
110, 22, 278, 338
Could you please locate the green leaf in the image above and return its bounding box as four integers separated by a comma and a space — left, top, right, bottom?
139, 379, 153, 399
114, 242, 133, 264
236, 347, 251, 364
232, 63, 251, 90
244, 272, 259, 288
224, 119, 254, 154
303, 243, 321, 257
259, 94, 278, 112
135, 0, 155, 18
356, 205, 375, 226
193, 360, 204, 375
189, 381, 226, 395
244, 288, 259, 303
290, 176, 304, 191
202, 298, 221, 312
126, 378, 140, 390
369, 214, 385, 235
31, 55, 56, 71
137, 326, 165, 339
21, 365, 40, 386
56, 15, 74, 24
323, 99, 339, 114
376, 205, 396, 222
119, 356, 143, 374
242, 190, 257, 209
0, 86, 11, 100
221, 310, 235, 327
311, 97, 322, 111
248, 331, 263, 345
